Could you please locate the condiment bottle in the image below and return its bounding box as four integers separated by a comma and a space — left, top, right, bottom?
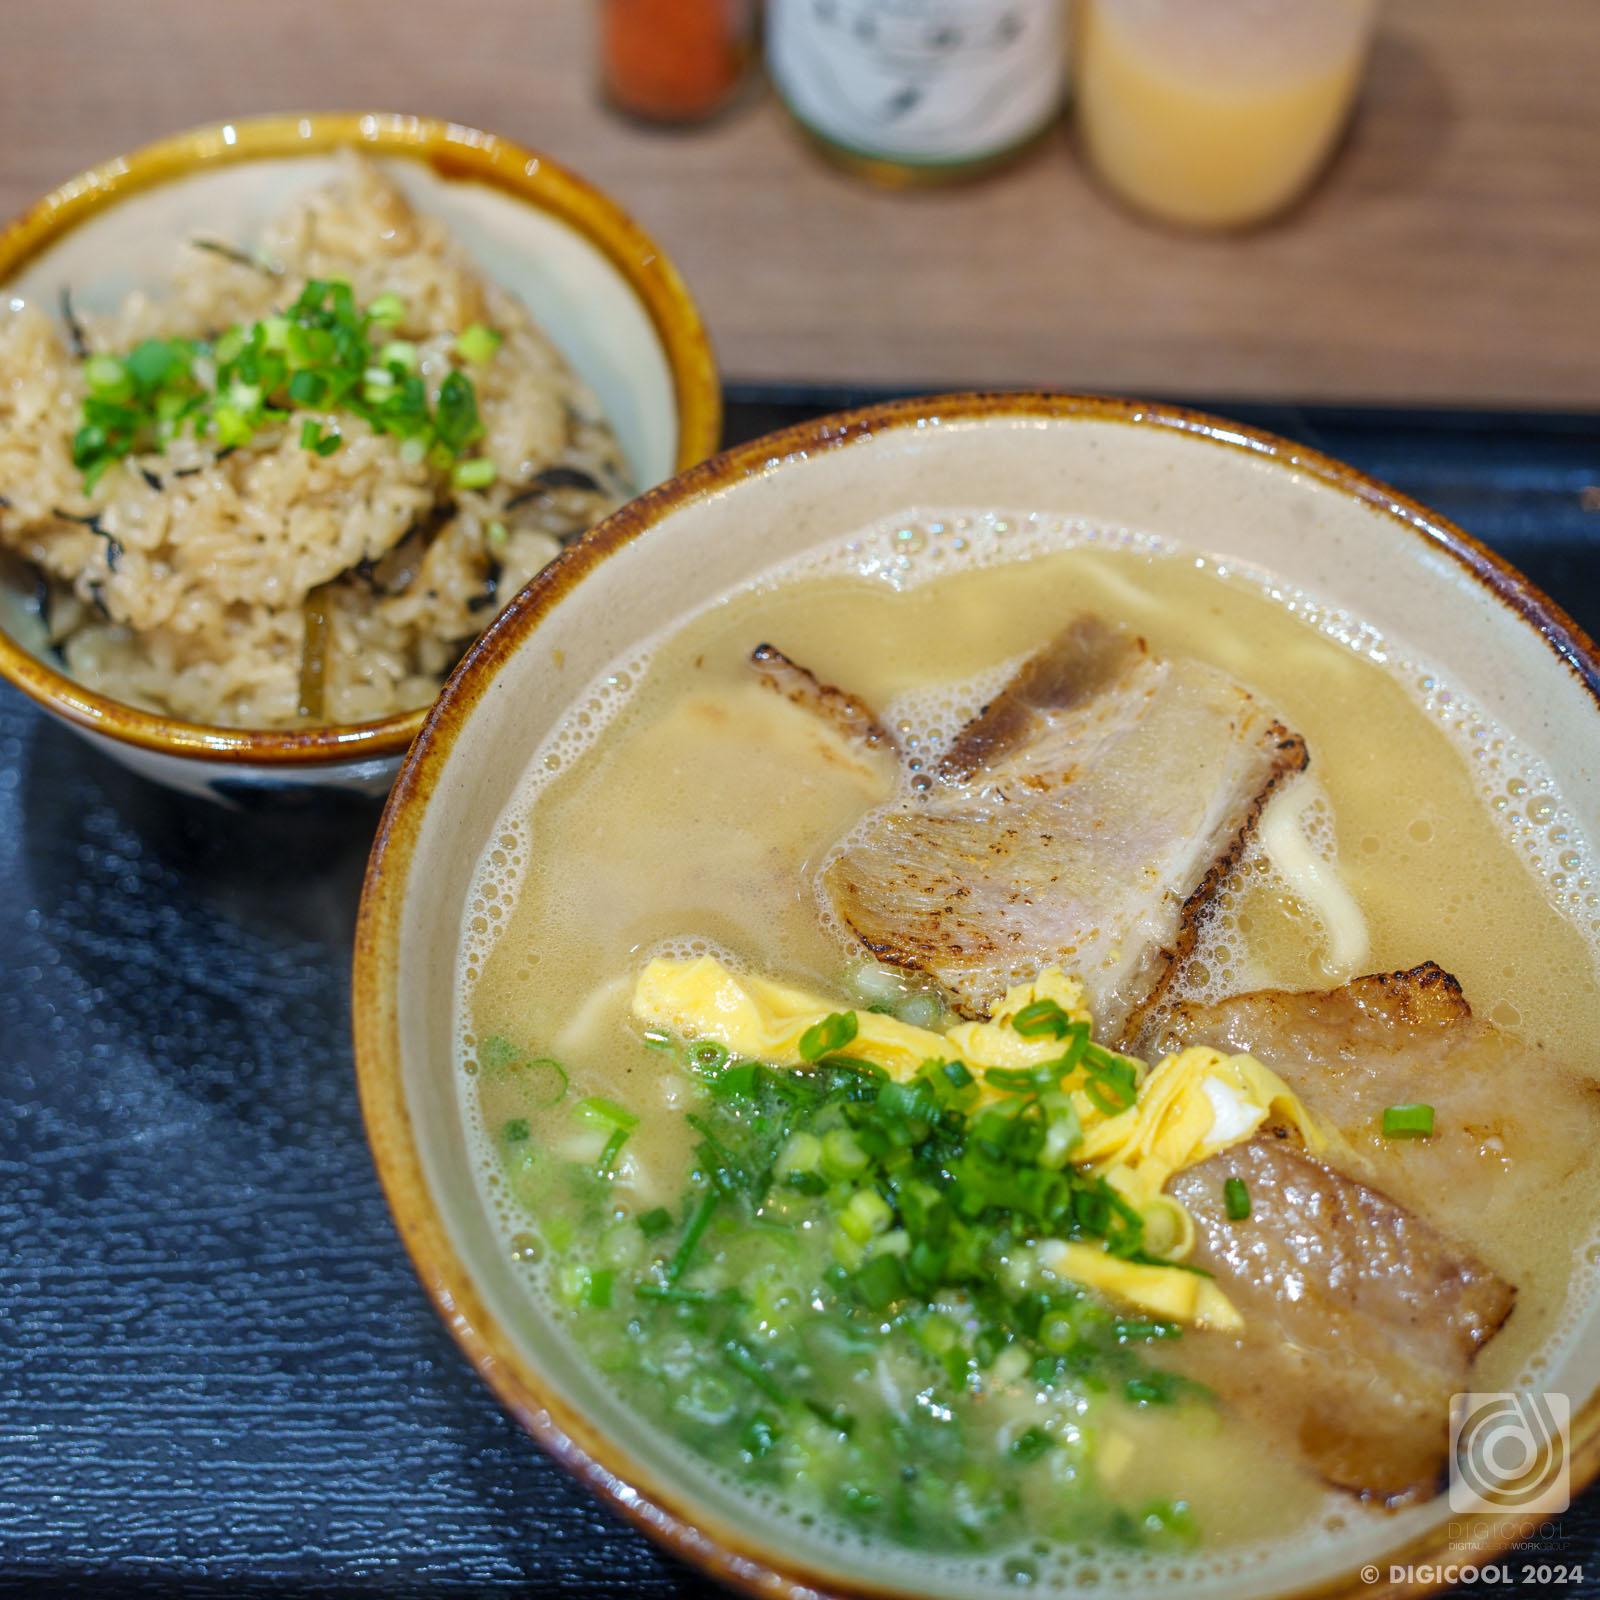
766, 0, 1072, 185
1075, 0, 1380, 229
600, 0, 754, 123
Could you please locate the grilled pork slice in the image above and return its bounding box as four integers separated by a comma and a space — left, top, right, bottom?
750, 643, 899, 756
819, 615, 1308, 1033
1146, 964, 1600, 1251
1168, 1135, 1515, 1506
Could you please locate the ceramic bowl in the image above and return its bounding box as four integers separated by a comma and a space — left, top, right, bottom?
351, 394, 1600, 1599
0, 111, 721, 804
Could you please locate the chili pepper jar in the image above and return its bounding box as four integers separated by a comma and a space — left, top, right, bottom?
600, 0, 756, 123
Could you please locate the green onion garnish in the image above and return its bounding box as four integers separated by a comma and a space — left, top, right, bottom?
523, 1058, 569, 1106
636, 1207, 674, 1238
685, 1039, 730, 1075
1010, 1425, 1054, 1461
799, 1010, 858, 1062
299, 419, 341, 457
1382, 1103, 1435, 1138
451, 457, 497, 490
596, 1126, 630, 1178
575, 1096, 639, 1132
721, 1338, 786, 1402
852, 1252, 908, 1309
454, 323, 502, 363
501, 1117, 531, 1144
665, 1189, 719, 1283
68, 278, 491, 490
1223, 1176, 1251, 1221
477, 1034, 522, 1074
1010, 998, 1074, 1039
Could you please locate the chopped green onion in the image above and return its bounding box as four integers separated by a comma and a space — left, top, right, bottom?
803, 1398, 855, 1436
435, 370, 482, 453
1223, 1176, 1251, 1220
477, 1035, 522, 1074
68, 280, 489, 491
839, 1187, 893, 1242
712, 1059, 759, 1098
1382, 1103, 1435, 1138
636, 1207, 673, 1238
1011, 999, 1074, 1039
1124, 1373, 1181, 1406
455, 322, 502, 363
772, 1131, 823, 1180
852, 1252, 908, 1309
126, 339, 187, 391
523, 1057, 569, 1106
83, 354, 129, 395
501, 1117, 531, 1144
1010, 1425, 1054, 1461
820, 1127, 869, 1180
686, 1039, 730, 1075
799, 1011, 858, 1062
452, 457, 498, 490
299, 419, 341, 457
596, 1126, 630, 1179
633, 1282, 742, 1305
721, 1338, 786, 1402
665, 1189, 719, 1283
575, 1096, 639, 1132
1113, 1319, 1181, 1343
212, 406, 253, 448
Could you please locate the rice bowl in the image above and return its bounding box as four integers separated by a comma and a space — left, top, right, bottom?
0, 113, 720, 799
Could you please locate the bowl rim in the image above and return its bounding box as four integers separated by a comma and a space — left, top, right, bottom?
0, 109, 722, 765
352, 390, 1600, 1600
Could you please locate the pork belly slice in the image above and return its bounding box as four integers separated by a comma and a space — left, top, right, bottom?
1145, 963, 1600, 1253
818, 614, 1308, 1033
1167, 1135, 1515, 1507
750, 642, 899, 756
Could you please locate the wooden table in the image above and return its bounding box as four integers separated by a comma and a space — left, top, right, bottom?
2, 0, 1597, 408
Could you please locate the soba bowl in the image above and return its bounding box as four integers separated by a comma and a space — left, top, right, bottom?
351, 394, 1600, 1599
0, 112, 720, 804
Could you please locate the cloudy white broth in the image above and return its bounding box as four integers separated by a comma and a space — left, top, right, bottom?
454, 512, 1600, 1582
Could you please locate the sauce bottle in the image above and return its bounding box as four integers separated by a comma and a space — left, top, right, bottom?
766, 0, 1072, 184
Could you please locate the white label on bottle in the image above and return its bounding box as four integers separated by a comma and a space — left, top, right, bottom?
768, 0, 1068, 165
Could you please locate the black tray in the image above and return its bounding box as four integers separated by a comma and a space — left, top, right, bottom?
2, 392, 1597, 1599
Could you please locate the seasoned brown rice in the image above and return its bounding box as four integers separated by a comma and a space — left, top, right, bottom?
0, 153, 630, 729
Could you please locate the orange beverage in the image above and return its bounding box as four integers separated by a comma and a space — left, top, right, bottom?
1076, 0, 1380, 229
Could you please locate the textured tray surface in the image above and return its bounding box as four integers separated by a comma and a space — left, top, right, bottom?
2, 398, 1597, 1597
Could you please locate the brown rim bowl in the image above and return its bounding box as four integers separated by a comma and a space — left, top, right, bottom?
352, 392, 1600, 1599
0, 111, 721, 800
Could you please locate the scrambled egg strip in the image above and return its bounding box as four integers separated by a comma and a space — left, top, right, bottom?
632, 955, 1325, 1331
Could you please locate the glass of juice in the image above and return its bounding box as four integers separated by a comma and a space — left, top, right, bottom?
1075, 0, 1381, 229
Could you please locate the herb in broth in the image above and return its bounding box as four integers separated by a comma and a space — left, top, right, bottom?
492, 1036, 1207, 1555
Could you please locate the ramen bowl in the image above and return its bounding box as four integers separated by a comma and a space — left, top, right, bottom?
0, 111, 721, 805
352, 394, 1600, 1599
